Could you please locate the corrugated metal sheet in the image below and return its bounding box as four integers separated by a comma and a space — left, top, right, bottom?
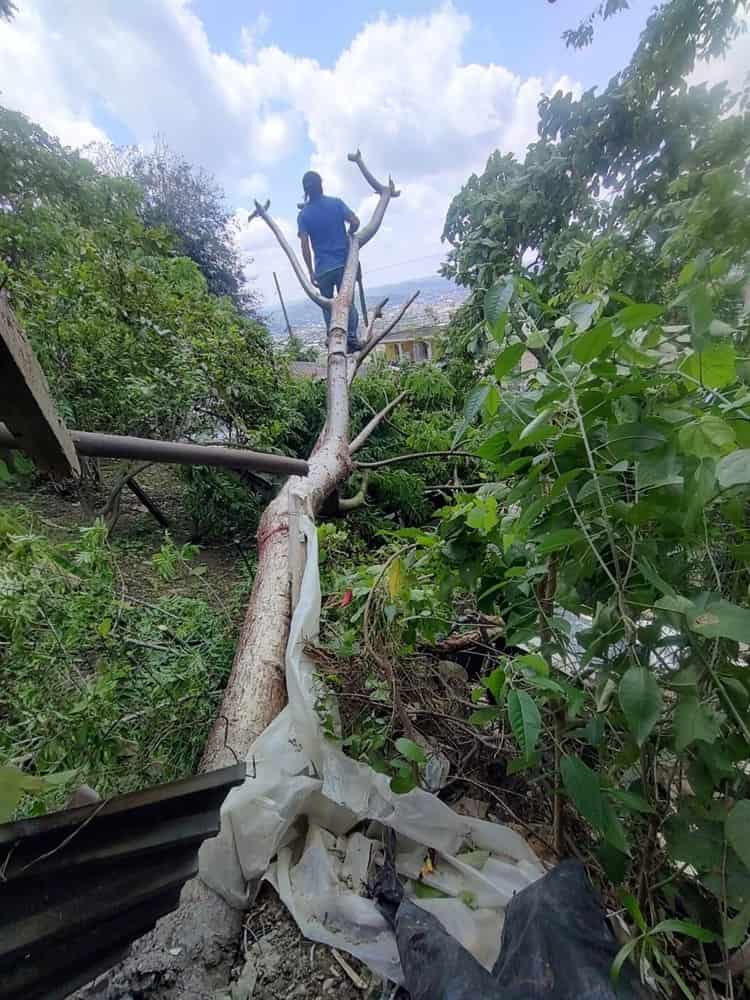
0, 763, 245, 1000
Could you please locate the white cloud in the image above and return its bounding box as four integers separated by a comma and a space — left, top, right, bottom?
690, 13, 750, 95
0, 1, 582, 306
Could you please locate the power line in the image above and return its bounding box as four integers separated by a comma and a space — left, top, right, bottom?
365, 250, 447, 274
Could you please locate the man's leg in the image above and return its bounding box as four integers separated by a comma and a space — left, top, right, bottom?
346, 299, 360, 353
317, 270, 336, 333
326, 267, 360, 353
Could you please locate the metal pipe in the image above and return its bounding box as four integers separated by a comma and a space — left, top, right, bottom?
0, 426, 308, 477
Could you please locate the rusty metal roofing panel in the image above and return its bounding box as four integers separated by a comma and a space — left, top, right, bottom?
0, 763, 246, 1000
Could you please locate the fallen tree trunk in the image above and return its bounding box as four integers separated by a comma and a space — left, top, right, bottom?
80, 153, 414, 999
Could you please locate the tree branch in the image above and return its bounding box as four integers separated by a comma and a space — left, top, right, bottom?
247, 200, 329, 308
348, 148, 401, 197
355, 449, 480, 469
338, 470, 370, 511
349, 391, 408, 455
348, 150, 401, 247
350, 291, 421, 381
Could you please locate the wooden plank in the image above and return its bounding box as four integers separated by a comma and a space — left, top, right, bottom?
0, 292, 80, 477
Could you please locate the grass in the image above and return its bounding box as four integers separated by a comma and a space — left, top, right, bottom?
0, 467, 251, 818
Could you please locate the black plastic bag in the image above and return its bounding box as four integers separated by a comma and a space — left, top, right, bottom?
379, 859, 647, 1000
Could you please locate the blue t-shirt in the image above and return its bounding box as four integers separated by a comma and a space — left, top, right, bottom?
297, 195, 353, 277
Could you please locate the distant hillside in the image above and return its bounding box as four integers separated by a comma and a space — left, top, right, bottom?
265, 273, 468, 340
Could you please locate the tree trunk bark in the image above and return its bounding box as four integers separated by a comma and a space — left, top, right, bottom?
78, 154, 402, 999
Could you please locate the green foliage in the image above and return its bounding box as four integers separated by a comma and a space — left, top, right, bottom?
180, 466, 262, 542
441, 0, 750, 325
0, 507, 236, 816
89, 137, 256, 313
396, 268, 750, 969
0, 105, 303, 457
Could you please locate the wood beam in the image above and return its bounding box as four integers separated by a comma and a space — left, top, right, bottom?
0, 294, 80, 478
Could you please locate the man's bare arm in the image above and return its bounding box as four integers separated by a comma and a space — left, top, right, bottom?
346, 210, 360, 236
299, 233, 316, 284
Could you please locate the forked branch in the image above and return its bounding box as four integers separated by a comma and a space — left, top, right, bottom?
349, 391, 408, 455
348, 150, 401, 247
247, 199, 329, 308
350, 291, 421, 381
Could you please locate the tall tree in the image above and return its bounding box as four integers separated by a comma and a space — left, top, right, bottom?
91, 138, 256, 314
442, 0, 749, 304
92, 152, 420, 999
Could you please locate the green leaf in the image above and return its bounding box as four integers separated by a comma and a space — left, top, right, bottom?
572, 321, 613, 363
507, 689, 541, 759
686, 285, 713, 343
726, 800, 750, 873
482, 667, 506, 703
651, 919, 717, 943
678, 415, 735, 460
469, 706, 502, 727
621, 893, 648, 933
618, 667, 662, 747
0, 765, 25, 822
717, 449, 750, 489
394, 738, 427, 764
463, 383, 491, 424
561, 756, 628, 852
583, 715, 605, 747
390, 772, 417, 795
680, 343, 736, 390
678, 260, 698, 287
673, 694, 720, 752
514, 653, 549, 676
613, 303, 663, 330
466, 496, 498, 534
387, 557, 406, 599
484, 276, 514, 338
494, 343, 526, 379
607, 788, 655, 814
507, 751, 541, 775
689, 598, 750, 644
570, 299, 600, 333
413, 881, 450, 900
537, 528, 584, 554
664, 804, 724, 869
548, 468, 584, 499
517, 407, 554, 446
725, 898, 750, 950
482, 384, 499, 418
611, 938, 640, 982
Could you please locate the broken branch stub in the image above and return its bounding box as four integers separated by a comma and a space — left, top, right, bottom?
247, 199, 330, 308
351, 290, 421, 381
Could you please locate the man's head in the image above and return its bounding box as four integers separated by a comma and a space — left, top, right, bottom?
302, 170, 323, 202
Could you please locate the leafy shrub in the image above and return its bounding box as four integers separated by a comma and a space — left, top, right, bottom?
0, 507, 236, 816
180, 466, 262, 542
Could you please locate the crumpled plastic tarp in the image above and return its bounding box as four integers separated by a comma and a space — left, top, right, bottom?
199, 515, 544, 984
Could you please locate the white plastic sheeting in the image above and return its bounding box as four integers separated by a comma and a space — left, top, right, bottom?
200, 516, 544, 983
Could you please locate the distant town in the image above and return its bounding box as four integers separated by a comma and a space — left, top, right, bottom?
264, 274, 469, 347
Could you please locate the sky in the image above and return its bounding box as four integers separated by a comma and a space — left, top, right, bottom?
1, 1, 747, 309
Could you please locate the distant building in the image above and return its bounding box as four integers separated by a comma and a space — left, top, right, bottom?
376, 325, 440, 363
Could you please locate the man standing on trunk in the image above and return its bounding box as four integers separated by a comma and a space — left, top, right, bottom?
298, 171, 361, 352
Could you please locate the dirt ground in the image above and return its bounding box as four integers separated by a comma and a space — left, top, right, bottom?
0, 461, 247, 607
230, 887, 395, 1000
